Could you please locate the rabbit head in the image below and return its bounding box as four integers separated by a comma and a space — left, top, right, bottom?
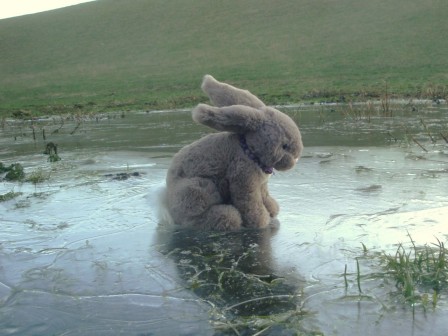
193, 75, 303, 172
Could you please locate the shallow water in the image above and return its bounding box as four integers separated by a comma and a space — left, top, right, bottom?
1, 103, 448, 335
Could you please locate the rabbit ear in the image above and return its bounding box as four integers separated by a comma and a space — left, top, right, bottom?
201, 75, 265, 108
193, 103, 264, 133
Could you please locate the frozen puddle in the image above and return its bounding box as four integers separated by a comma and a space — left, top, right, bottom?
0, 107, 448, 335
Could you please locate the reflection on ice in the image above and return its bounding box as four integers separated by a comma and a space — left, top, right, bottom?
156, 227, 307, 334
0, 106, 448, 335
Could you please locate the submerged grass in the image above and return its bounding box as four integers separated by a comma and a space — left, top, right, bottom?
161, 229, 319, 335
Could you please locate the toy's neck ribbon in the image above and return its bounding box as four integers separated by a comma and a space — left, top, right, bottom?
238, 134, 274, 175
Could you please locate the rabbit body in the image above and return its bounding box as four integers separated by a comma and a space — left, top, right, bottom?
165, 75, 303, 230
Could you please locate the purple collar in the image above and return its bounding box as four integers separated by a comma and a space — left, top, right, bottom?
239, 134, 274, 174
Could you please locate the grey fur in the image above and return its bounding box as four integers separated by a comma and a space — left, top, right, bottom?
165, 75, 303, 230
200, 74, 265, 108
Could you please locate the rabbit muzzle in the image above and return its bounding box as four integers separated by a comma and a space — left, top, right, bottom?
274, 154, 299, 171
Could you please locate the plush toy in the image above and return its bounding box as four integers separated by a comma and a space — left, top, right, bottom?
164, 75, 303, 230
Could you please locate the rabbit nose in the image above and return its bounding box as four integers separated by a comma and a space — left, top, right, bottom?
294, 157, 299, 163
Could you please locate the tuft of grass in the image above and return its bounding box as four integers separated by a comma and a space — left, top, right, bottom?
43, 142, 61, 162
0, 191, 23, 202
353, 235, 448, 309
26, 168, 50, 185
1, 162, 52, 185
384, 234, 448, 306
1, 163, 25, 181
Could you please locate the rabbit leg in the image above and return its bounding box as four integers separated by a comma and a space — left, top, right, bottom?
261, 182, 279, 218
167, 177, 242, 230
230, 187, 271, 229
201, 204, 242, 231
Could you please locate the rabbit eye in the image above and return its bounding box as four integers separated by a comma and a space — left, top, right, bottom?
282, 144, 289, 150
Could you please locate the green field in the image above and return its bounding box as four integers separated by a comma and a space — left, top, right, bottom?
0, 0, 447, 116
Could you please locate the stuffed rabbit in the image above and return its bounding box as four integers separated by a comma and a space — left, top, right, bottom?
165, 75, 303, 230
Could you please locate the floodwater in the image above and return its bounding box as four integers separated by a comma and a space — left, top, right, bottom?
1, 103, 447, 335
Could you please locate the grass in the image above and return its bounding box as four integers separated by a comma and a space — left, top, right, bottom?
0, 0, 447, 117
26, 168, 51, 185
0, 191, 23, 202
384, 234, 448, 307
1, 161, 52, 185
161, 229, 317, 335
351, 234, 448, 310
0, 162, 25, 181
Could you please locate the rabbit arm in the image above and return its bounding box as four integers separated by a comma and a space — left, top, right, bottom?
261, 182, 279, 218
229, 175, 271, 229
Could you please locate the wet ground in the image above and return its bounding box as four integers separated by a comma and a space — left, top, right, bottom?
1, 103, 448, 335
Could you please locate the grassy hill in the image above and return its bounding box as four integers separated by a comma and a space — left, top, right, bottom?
0, 0, 447, 116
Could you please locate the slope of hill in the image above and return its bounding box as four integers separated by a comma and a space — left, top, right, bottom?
0, 0, 447, 115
